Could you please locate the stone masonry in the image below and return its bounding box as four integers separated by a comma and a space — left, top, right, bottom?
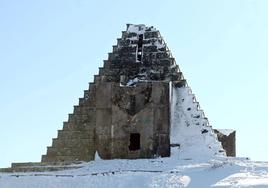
41, 24, 236, 163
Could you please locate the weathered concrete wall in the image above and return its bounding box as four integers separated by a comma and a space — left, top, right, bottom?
152, 82, 170, 157
95, 82, 112, 159
42, 81, 170, 162
96, 82, 170, 159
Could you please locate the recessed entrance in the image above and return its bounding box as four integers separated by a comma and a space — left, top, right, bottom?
129, 133, 140, 151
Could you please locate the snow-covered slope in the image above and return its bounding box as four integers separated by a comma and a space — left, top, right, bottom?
170, 85, 225, 159
1, 150, 268, 188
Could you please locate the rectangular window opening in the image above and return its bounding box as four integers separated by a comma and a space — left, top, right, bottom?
129, 133, 140, 151
138, 34, 143, 48
136, 34, 143, 62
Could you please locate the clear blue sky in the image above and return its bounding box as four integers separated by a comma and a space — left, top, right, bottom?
1, 0, 268, 168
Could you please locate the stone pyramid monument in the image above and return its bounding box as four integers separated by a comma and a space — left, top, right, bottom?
39, 24, 235, 163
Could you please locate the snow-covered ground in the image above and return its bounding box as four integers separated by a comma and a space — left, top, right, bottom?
1, 149, 268, 188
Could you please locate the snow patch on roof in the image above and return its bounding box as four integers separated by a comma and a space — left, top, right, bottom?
127, 24, 146, 34
154, 40, 166, 49
126, 78, 139, 86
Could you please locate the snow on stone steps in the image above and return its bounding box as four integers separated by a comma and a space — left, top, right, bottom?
170, 85, 225, 160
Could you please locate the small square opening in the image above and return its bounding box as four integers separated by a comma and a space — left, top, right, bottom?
129, 133, 140, 151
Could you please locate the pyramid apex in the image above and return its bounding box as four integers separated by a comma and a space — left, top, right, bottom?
126, 24, 155, 34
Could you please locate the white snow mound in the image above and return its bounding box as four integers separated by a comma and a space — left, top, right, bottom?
1, 150, 268, 188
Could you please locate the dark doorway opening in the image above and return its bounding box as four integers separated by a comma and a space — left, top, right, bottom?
129, 133, 140, 151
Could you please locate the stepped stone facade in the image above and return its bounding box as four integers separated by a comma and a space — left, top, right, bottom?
41, 24, 236, 163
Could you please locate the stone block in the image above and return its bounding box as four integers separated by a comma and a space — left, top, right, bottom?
52, 138, 95, 148
96, 82, 112, 108
152, 82, 169, 106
